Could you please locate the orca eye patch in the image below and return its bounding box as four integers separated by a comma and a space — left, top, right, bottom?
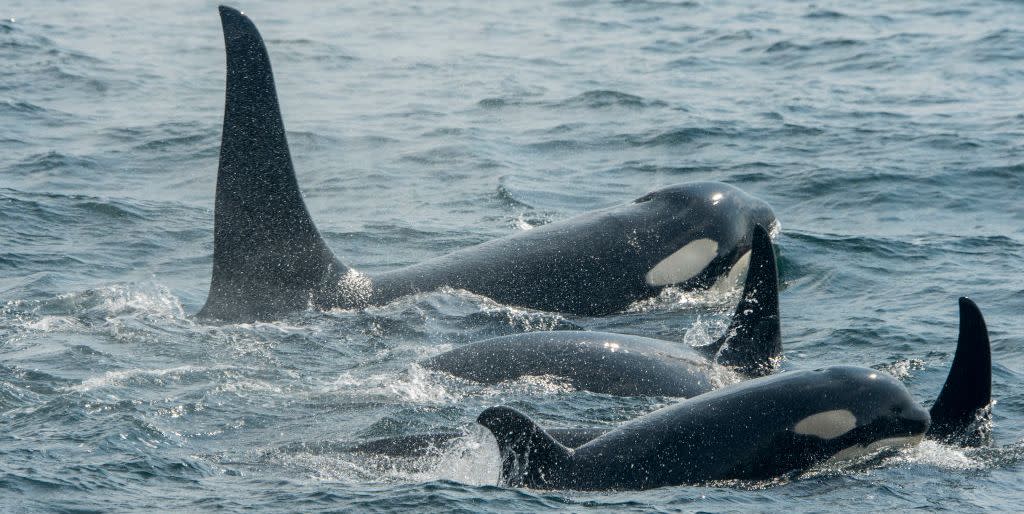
794, 409, 857, 439
644, 239, 719, 286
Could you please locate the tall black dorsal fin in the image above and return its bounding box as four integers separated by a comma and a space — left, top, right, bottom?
477, 407, 572, 488
700, 224, 781, 376
928, 297, 993, 446
198, 6, 349, 321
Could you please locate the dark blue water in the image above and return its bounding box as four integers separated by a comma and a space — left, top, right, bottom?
2, 0, 1023, 511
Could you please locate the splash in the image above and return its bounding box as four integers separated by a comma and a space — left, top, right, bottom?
4, 282, 189, 334
327, 364, 462, 405
885, 439, 984, 471
95, 283, 187, 319
404, 426, 502, 485
69, 364, 234, 393
456, 288, 573, 332
626, 283, 740, 313
344, 426, 502, 486
878, 359, 924, 380
21, 315, 82, 332
513, 214, 536, 230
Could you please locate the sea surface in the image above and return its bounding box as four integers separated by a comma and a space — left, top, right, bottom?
2, 0, 1023, 511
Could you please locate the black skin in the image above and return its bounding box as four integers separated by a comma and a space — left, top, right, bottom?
425, 332, 721, 397
353, 299, 993, 466
479, 366, 931, 490
927, 297, 992, 446
199, 7, 776, 322
422, 224, 782, 397
476, 299, 995, 490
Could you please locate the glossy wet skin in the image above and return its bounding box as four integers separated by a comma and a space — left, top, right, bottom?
368, 181, 777, 316
482, 366, 931, 490
628, 182, 777, 288
200, 7, 779, 322
423, 332, 719, 397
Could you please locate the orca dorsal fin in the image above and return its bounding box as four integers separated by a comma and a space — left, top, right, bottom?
198, 6, 349, 321
927, 297, 993, 446
701, 224, 781, 376
477, 407, 572, 488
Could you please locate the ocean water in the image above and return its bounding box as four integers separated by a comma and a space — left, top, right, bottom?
2, 0, 1023, 511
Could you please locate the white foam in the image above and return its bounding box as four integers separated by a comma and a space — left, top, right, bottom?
97, 283, 186, 319
69, 365, 232, 392
885, 439, 983, 471
823, 434, 924, 466
513, 214, 536, 230
406, 426, 502, 485
328, 364, 461, 405
880, 359, 924, 380
339, 426, 503, 486
22, 315, 82, 332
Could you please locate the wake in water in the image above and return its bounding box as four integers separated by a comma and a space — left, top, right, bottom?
3, 0, 1024, 510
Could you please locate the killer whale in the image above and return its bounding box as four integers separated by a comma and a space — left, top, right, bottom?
199, 7, 777, 322
350, 299, 993, 474
478, 298, 994, 489
480, 366, 931, 490
422, 224, 780, 397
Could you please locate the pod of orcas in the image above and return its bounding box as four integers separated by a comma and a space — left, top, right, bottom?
210, 7, 999, 491
358, 298, 994, 489
423, 223, 780, 396
201, 6, 777, 322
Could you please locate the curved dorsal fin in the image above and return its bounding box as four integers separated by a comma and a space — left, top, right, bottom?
477, 407, 572, 488
700, 224, 781, 376
198, 6, 348, 321
928, 297, 992, 446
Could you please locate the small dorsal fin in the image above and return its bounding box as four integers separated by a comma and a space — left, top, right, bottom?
700, 224, 781, 376
477, 407, 572, 488
928, 297, 992, 446
198, 7, 349, 321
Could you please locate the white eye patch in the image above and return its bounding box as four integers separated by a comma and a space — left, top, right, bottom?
645, 239, 718, 287
709, 249, 751, 293
794, 409, 857, 439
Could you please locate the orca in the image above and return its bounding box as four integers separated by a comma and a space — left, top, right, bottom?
481, 368, 925, 490
422, 224, 780, 397
477, 298, 994, 490
199, 6, 777, 322
350, 299, 993, 464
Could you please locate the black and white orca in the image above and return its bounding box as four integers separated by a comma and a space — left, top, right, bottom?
199, 7, 777, 322
422, 224, 780, 397
478, 298, 994, 490
351, 299, 993, 482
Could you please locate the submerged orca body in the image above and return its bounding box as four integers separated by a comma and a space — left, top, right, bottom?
348, 428, 607, 458
423, 224, 781, 397
480, 367, 931, 490
477, 298, 994, 490
352, 301, 991, 481
199, 7, 777, 322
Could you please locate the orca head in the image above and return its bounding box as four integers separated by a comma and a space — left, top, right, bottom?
633, 181, 777, 231
790, 366, 930, 466
634, 182, 776, 288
